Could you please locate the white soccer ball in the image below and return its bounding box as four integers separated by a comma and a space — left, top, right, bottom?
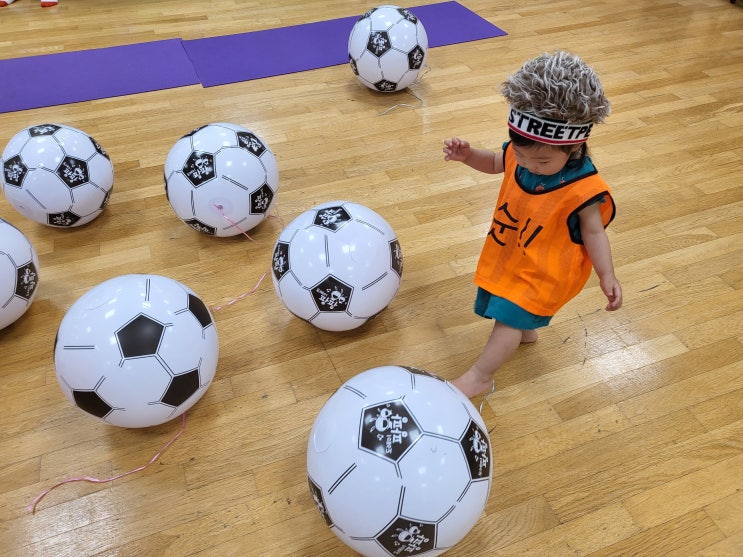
271, 201, 403, 332
0, 218, 40, 330
348, 5, 428, 92
164, 122, 279, 237
307, 365, 492, 556
54, 274, 219, 428
1, 123, 114, 227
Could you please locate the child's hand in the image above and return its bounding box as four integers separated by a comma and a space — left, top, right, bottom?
443, 137, 471, 162
601, 276, 623, 311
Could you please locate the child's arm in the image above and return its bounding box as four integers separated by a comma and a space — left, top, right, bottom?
443, 138, 505, 174
579, 202, 623, 311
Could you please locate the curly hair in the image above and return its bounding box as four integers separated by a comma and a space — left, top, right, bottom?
501, 50, 610, 125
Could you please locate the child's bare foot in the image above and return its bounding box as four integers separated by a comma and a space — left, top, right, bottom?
521, 330, 539, 343
451, 370, 495, 398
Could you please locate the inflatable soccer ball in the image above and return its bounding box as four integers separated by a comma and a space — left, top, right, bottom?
1, 123, 114, 227
348, 5, 428, 92
0, 218, 40, 329
54, 274, 219, 428
307, 365, 492, 556
272, 201, 403, 331
164, 122, 279, 236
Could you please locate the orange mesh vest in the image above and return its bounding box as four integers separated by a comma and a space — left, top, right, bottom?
474, 143, 616, 316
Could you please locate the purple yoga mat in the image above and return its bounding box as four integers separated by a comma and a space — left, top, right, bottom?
0, 2, 506, 114
0, 39, 200, 114
183, 1, 507, 87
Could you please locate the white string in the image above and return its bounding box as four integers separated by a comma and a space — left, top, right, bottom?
378, 64, 431, 115
379, 89, 423, 115
479, 380, 496, 414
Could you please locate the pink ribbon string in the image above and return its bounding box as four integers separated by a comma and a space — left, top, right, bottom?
28, 413, 187, 514
268, 211, 285, 229
213, 204, 285, 241
209, 204, 280, 312
211, 269, 269, 312
214, 203, 257, 242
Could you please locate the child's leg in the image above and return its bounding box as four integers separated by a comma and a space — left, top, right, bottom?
0, 0, 18, 7
41, 0, 58, 6
452, 322, 527, 398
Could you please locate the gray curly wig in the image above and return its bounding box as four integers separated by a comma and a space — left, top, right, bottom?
501, 50, 610, 125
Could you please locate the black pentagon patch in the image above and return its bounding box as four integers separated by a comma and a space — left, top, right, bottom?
15, 262, 39, 300
164, 171, 170, 200
360, 400, 421, 462
390, 239, 403, 278
272, 241, 290, 281
377, 517, 436, 555
56, 156, 89, 187
311, 275, 353, 313
359, 7, 375, 19
367, 30, 391, 57
48, 211, 81, 227
3, 155, 28, 187
308, 475, 333, 527
184, 219, 216, 236
160, 369, 200, 407
116, 314, 165, 358
250, 183, 274, 214
100, 188, 112, 210
182, 151, 215, 187
235, 131, 266, 157
28, 124, 61, 137
399, 8, 418, 24
91, 137, 110, 160
463, 420, 491, 480
408, 45, 425, 70
313, 205, 351, 231
374, 79, 398, 92
73, 389, 113, 419
187, 293, 213, 328
349, 55, 359, 76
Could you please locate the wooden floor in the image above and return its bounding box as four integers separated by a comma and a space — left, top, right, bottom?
1, 0, 742, 555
